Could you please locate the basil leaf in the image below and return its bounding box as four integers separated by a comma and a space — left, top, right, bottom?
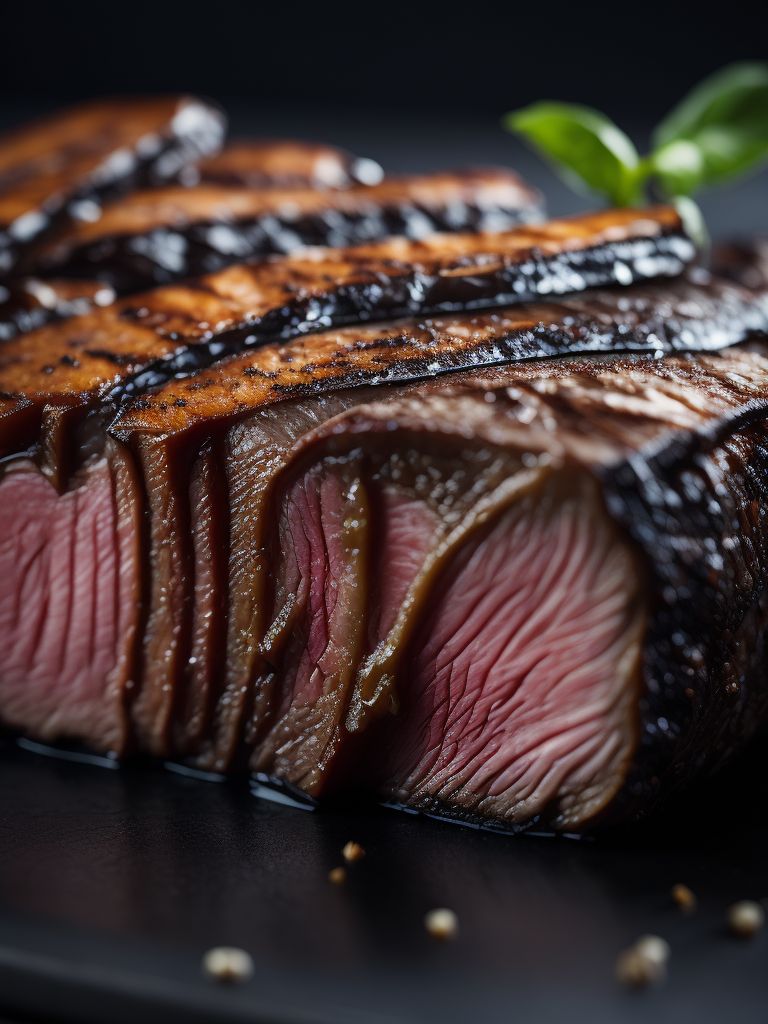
504, 102, 643, 206
672, 196, 709, 249
653, 62, 768, 187
651, 139, 706, 197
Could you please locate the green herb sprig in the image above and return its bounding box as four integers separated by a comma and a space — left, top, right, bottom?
504, 62, 768, 223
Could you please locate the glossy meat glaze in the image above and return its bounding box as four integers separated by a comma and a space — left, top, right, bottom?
17, 169, 544, 293
0, 206, 695, 410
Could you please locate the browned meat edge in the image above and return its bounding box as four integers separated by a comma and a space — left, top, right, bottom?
0, 96, 226, 278
0, 207, 694, 409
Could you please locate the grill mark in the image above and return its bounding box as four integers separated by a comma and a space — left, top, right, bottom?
0, 207, 696, 411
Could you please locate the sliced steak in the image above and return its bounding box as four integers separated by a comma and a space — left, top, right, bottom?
4, 333, 768, 828
0, 96, 225, 278
190, 344, 768, 827
0, 206, 695, 405
196, 139, 383, 190
22, 169, 544, 294
0, 277, 116, 342
1, 220, 768, 830
115, 271, 768, 436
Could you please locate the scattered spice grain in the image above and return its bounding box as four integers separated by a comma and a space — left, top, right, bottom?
202, 946, 254, 983
328, 866, 347, 885
424, 908, 459, 941
342, 841, 365, 863
671, 883, 697, 914
727, 900, 765, 937
615, 934, 670, 988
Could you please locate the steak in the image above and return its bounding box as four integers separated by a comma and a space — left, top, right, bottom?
196, 139, 384, 190
21, 169, 544, 293
0, 277, 116, 342
2, 257, 768, 831
0, 97, 226, 279
0, 206, 695, 410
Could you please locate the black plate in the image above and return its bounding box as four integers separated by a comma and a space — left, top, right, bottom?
0, 738, 767, 1024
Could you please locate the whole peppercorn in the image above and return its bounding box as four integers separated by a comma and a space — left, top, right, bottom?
615, 934, 670, 988
342, 841, 366, 863
202, 946, 254, 983
424, 908, 459, 941
727, 900, 765, 937
670, 883, 697, 915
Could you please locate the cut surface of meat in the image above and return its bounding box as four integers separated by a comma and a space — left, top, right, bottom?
0, 96, 225, 278
24, 169, 543, 293
0, 444, 141, 754
366, 468, 644, 829
3, 266, 768, 830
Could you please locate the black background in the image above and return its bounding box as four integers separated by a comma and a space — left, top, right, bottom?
0, 0, 765, 122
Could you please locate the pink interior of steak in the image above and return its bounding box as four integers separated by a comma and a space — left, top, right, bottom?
244, 400, 646, 828
250, 459, 370, 790
0, 373, 649, 829
365, 470, 645, 829
0, 451, 140, 753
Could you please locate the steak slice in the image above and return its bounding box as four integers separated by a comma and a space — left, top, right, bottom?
22, 169, 544, 294
115, 271, 768, 436
3, 342, 768, 827
0, 206, 695, 405
0, 439, 142, 754
0, 277, 116, 342
196, 139, 383, 190
0, 96, 225, 278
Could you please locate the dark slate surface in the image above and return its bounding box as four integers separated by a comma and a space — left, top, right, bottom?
0, 739, 766, 1024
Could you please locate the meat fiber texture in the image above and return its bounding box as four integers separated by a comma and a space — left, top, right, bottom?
2, 250, 768, 831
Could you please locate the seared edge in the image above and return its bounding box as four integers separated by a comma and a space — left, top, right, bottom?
0, 207, 695, 406
0, 96, 225, 277
21, 169, 544, 293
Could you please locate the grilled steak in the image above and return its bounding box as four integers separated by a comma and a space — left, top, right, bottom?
0, 277, 116, 341
0, 97, 226, 279
21, 169, 544, 293
0, 207, 695, 409
113, 271, 768, 436
196, 139, 383, 190
1, 254, 768, 830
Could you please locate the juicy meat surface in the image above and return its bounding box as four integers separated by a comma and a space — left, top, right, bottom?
0, 96, 225, 277
0, 206, 694, 404
23, 169, 544, 293
1, 192, 767, 831
0, 444, 141, 753
366, 470, 644, 829
114, 271, 768, 436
